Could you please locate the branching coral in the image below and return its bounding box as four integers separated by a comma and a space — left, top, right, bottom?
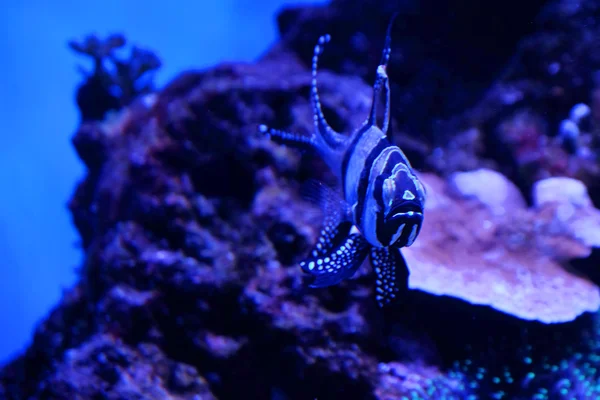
69, 33, 161, 121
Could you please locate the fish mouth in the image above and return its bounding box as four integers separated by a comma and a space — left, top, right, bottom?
387, 211, 423, 225
390, 210, 422, 218
387, 203, 423, 221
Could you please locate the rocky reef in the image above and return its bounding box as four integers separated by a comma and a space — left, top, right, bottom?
3, 0, 600, 398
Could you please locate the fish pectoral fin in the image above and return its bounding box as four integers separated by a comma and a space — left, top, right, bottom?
300, 180, 350, 220
370, 247, 410, 307
298, 180, 367, 287
309, 219, 353, 259
300, 232, 370, 288
300, 180, 353, 256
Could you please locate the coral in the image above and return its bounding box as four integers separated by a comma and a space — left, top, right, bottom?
3, 0, 600, 399
69, 33, 161, 121
403, 171, 600, 323
448, 168, 528, 214
532, 176, 600, 249
445, 310, 600, 399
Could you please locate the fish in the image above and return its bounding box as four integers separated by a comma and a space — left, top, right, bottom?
258, 14, 426, 307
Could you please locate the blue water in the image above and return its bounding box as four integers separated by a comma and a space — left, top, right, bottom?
0, 0, 326, 364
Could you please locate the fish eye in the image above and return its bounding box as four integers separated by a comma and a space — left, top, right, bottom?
400, 189, 416, 201
388, 188, 424, 217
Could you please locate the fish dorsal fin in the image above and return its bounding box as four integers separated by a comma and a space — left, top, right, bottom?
367, 13, 399, 141
310, 35, 347, 149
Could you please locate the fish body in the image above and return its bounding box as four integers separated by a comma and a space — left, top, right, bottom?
259, 14, 426, 306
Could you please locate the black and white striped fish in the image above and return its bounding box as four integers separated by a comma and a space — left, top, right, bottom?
259, 14, 426, 307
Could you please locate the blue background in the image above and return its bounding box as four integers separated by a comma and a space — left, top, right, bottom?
0, 0, 325, 364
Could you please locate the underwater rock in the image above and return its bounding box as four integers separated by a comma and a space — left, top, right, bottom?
35, 334, 216, 400
473, 0, 600, 200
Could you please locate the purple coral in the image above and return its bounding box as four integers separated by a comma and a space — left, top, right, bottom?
69, 33, 161, 121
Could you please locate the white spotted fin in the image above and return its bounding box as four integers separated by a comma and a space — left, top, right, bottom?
370, 247, 409, 307
300, 232, 370, 288
299, 180, 371, 287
